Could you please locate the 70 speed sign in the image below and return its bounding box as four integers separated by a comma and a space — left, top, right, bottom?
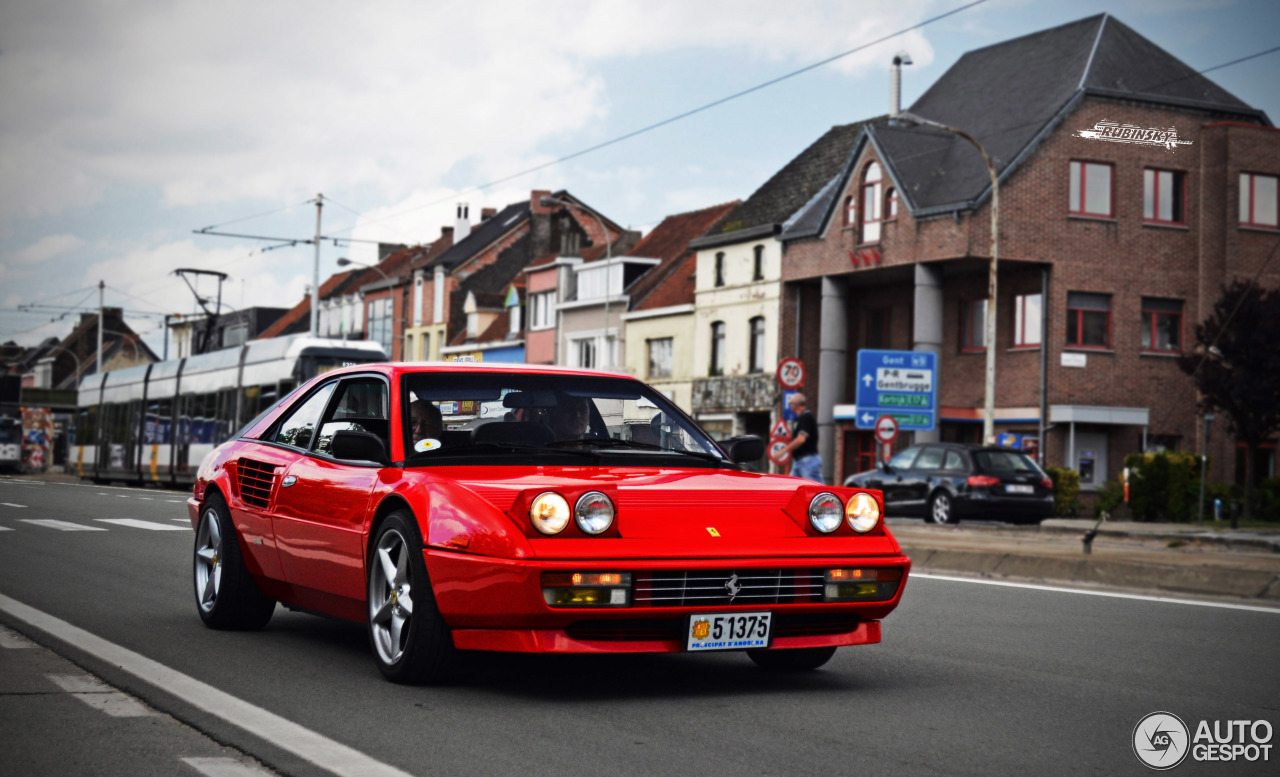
776, 357, 805, 390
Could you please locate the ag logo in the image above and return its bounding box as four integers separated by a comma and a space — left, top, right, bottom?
1133, 711, 1190, 770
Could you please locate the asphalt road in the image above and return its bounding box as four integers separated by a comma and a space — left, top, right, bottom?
1, 476, 1278, 777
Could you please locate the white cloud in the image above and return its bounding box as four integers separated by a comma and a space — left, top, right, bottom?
0, 1, 941, 225
0, 234, 86, 285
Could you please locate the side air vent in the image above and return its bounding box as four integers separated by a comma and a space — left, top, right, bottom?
235, 459, 277, 510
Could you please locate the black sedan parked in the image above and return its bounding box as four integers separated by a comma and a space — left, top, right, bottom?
844, 443, 1055, 524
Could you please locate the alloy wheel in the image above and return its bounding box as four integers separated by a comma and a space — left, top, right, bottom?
194, 508, 223, 613
370, 529, 415, 665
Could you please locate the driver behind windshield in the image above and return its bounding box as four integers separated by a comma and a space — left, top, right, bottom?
548, 395, 591, 441
409, 400, 443, 447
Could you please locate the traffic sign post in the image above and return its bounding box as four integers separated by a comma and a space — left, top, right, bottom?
874, 414, 899, 466
770, 419, 790, 439
854, 349, 937, 431
767, 438, 792, 467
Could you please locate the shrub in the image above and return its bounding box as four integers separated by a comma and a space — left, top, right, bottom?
1094, 479, 1124, 517
1257, 477, 1280, 523
1123, 451, 1202, 522
1046, 466, 1081, 517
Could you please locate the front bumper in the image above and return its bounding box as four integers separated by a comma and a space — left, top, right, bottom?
426, 550, 910, 654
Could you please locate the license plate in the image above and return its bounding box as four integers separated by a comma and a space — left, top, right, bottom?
1006, 484, 1034, 494
686, 611, 772, 652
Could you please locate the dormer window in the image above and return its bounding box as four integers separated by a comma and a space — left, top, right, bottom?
860, 162, 883, 244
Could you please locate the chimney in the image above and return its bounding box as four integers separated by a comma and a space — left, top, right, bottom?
455, 203, 471, 242
481, 207, 497, 221
890, 51, 912, 119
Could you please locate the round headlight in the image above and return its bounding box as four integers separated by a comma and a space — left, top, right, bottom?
574, 491, 615, 535
530, 491, 571, 535
808, 492, 843, 534
846, 492, 881, 533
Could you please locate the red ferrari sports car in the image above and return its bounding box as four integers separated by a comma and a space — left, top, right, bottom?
188, 363, 911, 683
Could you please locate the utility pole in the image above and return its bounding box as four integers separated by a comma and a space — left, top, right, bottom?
96, 280, 104, 374
312, 194, 323, 337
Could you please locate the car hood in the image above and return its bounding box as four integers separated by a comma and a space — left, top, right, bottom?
425, 465, 901, 561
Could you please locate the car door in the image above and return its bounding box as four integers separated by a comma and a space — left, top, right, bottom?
900, 445, 945, 514
270, 376, 389, 603
877, 446, 921, 512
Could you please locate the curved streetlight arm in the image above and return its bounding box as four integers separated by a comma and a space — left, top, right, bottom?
893, 111, 1000, 444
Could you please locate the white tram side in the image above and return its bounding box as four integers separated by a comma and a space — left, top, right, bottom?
75, 335, 387, 486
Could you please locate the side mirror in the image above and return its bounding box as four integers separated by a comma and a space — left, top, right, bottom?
721, 435, 765, 464
880, 461, 893, 474
331, 430, 389, 466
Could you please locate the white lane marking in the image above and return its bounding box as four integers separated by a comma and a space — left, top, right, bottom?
1, 502, 28, 508
172, 518, 191, 523
0, 594, 414, 777
0, 526, 12, 531
138, 497, 154, 501
0, 625, 37, 648
913, 573, 1280, 614
96, 518, 190, 532
47, 674, 154, 717
169, 499, 185, 503
182, 757, 277, 777
20, 519, 108, 532
117, 494, 130, 498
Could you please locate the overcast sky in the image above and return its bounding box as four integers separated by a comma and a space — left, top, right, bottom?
2, 0, 1276, 355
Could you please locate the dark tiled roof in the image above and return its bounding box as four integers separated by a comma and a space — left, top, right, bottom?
879, 13, 1265, 212
626, 201, 739, 312
710, 119, 880, 239
428, 201, 530, 271
446, 232, 534, 341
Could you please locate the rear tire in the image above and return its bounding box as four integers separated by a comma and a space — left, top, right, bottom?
193, 494, 275, 630
928, 491, 957, 525
747, 646, 837, 671
367, 512, 456, 684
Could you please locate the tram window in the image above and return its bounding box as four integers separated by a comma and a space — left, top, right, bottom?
273, 383, 336, 450
316, 380, 389, 456
76, 407, 97, 447
144, 399, 172, 444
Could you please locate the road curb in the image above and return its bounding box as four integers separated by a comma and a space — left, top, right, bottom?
901, 544, 1280, 600
1039, 519, 1280, 553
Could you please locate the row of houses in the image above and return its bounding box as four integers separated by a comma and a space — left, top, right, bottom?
77, 13, 1280, 490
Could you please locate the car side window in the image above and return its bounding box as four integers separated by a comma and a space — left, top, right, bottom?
913, 446, 944, 471
316, 379, 389, 457
888, 447, 919, 470
944, 450, 966, 471
272, 383, 337, 451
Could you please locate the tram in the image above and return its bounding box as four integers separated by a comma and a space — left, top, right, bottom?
74, 335, 387, 486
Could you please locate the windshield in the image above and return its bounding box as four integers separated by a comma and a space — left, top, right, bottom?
974, 450, 1043, 474
401, 371, 726, 466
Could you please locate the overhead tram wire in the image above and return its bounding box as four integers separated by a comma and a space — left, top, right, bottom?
196, 198, 314, 233
319, 0, 993, 239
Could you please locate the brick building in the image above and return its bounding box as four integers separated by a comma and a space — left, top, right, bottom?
771, 14, 1278, 488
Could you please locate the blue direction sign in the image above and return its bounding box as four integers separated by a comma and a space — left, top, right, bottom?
854, 349, 937, 431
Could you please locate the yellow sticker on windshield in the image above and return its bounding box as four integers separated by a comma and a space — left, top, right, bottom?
414, 438, 441, 453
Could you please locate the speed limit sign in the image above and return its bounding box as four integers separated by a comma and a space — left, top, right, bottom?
776, 357, 805, 390
767, 438, 792, 467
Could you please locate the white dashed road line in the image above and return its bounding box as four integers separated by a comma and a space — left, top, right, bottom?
0, 593, 414, 777
47, 673, 154, 717
95, 518, 190, 531
0, 526, 12, 531
2, 502, 28, 508
20, 519, 108, 532
182, 757, 278, 777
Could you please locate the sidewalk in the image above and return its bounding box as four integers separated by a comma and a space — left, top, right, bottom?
891, 518, 1280, 602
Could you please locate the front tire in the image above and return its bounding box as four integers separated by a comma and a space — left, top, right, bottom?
193, 494, 275, 630
747, 646, 837, 671
928, 491, 957, 525
367, 512, 456, 684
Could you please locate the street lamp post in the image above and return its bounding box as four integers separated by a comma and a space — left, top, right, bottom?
891, 109, 1000, 444
540, 195, 613, 369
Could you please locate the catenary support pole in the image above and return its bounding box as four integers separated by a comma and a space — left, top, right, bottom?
96, 280, 104, 374
311, 194, 323, 338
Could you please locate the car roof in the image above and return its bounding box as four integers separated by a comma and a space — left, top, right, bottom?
318, 361, 646, 381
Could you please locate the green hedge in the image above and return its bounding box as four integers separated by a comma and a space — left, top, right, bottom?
1045, 466, 1081, 517
1123, 451, 1202, 522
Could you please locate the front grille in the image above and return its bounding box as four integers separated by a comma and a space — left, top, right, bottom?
235, 458, 277, 509
563, 613, 861, 643
633, 569, 824, 608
